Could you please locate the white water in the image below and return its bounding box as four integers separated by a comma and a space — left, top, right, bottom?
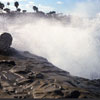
0, 15, 100, 79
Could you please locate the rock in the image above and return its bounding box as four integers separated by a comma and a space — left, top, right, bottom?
16, 78, 34, 85
1, 71, 21, 83
35, 73, 44, 79
13, 94, 28, 99
0, 32, 12, 52
0, 84, 2, 89
0, 81, 10, 87
3, 86, 15, 93
0, 47, 100, 98
0, 60, 16, 72
0, 60, 16, 66
32, 82, 63, 98
66, 90, 81, 98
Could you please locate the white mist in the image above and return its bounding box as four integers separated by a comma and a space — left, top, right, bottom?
0, 15, 100, 79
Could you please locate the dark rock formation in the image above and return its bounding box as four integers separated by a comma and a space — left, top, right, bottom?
0, 33, 12, 52
0, 33, 100, 99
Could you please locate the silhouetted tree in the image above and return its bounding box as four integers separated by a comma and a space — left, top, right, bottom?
7, 2, 10, 7
14, 1, 19, 10
47, 11, 56, 17
17, 8, 21, 12
0, 2, 5, 9
49, 11, 56, 15
23, 10, 27, 13
5, 2, 10, 13
4, 8, 10, 13
33, 6, 38, 12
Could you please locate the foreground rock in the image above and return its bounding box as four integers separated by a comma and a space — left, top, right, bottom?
0, 33, 12, 52
0, 33, 100, 99
0, 49, 100, 99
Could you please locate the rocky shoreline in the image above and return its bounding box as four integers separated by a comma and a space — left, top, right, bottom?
0, 33, 100, 99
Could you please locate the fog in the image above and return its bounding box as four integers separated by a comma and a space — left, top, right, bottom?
0, 14, 100, 79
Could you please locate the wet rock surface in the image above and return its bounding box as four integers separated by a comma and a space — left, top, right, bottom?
0, 33, 100, 99
0, 50, 100, 99
0, 33, 12, 52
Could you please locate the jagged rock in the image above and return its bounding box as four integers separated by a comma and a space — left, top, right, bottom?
0, 33, 12, 52
0, 60, 16, 66
0, 60, 16, 72
3, 86, 15, 93
35, 73, 44, 79
0, 81, 10, 87
65, 90, 80, 98
1, 71, 21, 83
0, 47, 100, 98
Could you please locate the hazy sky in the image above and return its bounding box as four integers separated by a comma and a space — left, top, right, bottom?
1, 0, 100, 16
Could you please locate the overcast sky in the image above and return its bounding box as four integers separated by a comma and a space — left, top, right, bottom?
0, 0, 100, 17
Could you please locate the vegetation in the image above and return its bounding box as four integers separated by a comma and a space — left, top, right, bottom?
0, 2, 5, 9
7, 2, 10, 7
0, 1, 56, 16
33, 6, 38, 12
0, 1, 70, 24
14, 1, 19, 10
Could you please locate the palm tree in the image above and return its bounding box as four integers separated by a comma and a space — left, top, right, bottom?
7, 2, 10, 7
0, 2, 5, 9
14, 1, 19, 10
33, 6, 38, 12
5, 2, 10, 13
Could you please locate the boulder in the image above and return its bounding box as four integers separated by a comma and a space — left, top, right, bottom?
0, 32, 12, 51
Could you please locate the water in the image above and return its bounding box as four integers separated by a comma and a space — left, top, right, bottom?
0, 14, 100, 79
